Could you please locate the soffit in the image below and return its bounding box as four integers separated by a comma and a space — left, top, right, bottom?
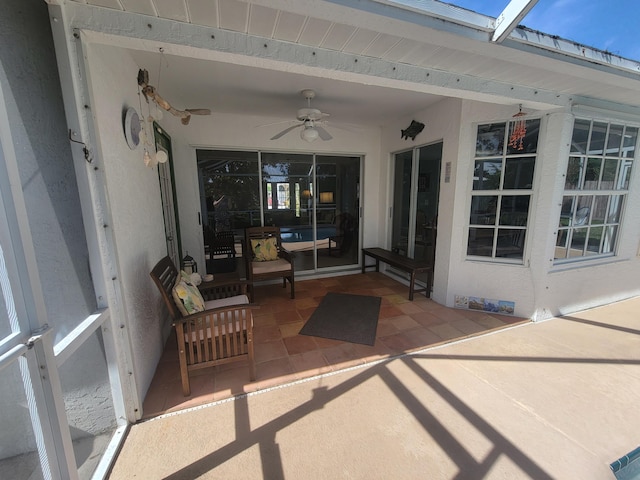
65, 0, 640, 123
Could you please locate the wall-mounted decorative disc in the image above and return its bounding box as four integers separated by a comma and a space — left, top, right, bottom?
124, 107, 141, 150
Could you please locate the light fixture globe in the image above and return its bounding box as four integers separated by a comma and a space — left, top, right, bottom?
156, 150, 168, 163
301, 126, 319, 142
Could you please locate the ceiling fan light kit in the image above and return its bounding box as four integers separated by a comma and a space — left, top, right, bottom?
271, 89, 333, 142
301, 125, 319, 142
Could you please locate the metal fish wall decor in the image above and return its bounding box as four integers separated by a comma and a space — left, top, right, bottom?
401, 120, 425, 140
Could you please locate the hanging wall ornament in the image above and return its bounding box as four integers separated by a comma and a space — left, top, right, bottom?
143, 149, 158, 167
508, 105, 527, 151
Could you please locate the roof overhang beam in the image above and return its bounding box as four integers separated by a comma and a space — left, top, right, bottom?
492, 0, 539, 43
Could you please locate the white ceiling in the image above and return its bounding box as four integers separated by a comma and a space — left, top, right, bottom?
71, 0, 640, 127
129, 50, 444, 127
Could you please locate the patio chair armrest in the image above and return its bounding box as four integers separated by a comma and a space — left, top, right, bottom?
279, 248, 295, 261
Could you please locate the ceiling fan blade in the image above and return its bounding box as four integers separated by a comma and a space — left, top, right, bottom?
185, 109, 211, 115
257, 119, 296, 128
315, 125, 333, 141
270, 124, 301, 140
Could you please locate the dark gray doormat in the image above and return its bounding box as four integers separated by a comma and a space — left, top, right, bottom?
299, 292, 381, 346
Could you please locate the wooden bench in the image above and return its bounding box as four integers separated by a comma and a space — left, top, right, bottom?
362, 248, 432, 300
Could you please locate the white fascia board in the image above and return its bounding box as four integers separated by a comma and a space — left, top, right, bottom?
61, 2, 568, 110
250, 0, 493, 41
507, 27, 640, 78
315, 0, 640, 77
331, 0, 494, 30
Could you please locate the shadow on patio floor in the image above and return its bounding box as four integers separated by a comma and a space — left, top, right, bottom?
142, 272, 527, 419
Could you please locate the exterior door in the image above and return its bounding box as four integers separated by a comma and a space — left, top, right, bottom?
391, 142, 442, 264
154, 123, 181, 268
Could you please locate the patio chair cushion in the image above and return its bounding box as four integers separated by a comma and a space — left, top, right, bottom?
250, 237, 278, 261
172, 276, 206, 316
204, 294, 249, 310
250, 258, 292, 274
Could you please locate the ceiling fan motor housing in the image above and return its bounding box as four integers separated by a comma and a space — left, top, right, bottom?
297, 108, 325, 121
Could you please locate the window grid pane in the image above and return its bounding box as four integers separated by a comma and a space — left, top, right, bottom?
554, 119, 635, 263
468, 118, 539, 261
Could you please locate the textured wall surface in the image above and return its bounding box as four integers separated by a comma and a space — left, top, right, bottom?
0, 0, 112, 459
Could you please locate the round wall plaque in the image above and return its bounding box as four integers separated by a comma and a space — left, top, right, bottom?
124, 107, 141, 150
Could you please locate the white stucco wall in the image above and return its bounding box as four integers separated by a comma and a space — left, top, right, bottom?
85, 44, 170, 403
381, 98, 640, 319
380, 97, 464, 306
454, 101, 640, 319
446, 101, 540, 318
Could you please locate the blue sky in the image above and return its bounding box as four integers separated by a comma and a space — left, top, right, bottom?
447, 0, 640, 61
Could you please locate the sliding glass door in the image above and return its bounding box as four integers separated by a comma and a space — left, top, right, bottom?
391, 142, 442, 266
197, 150, 361, 273
315, 155, 360, 268
261, 152, 315, 271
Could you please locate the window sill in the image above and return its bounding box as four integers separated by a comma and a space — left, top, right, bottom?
550, 254, 626, 273
465, 256, 526, 266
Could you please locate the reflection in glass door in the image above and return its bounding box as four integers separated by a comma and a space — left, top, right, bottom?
197, 150, 360, 274
316, 156, 360, 269
391, 142, 442, 266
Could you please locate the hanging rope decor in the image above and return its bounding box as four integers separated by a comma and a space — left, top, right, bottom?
508, 104, 527, 151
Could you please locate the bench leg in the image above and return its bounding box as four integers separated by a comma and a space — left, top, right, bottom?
409, 271, 416, 301
362, 252, 380, 274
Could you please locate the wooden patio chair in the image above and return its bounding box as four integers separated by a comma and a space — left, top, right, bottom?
207, 230, 237, 274
150, 255, 257, 396
244, 226, 295, 300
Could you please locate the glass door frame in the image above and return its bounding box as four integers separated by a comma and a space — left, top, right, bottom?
390, 141, 442, 261
197, 149, 362, 274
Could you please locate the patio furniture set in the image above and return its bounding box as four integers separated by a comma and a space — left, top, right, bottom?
150, 226, 433, 396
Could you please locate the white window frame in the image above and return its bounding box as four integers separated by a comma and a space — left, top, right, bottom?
466, 116, 542, 264
554, 117, 638, 264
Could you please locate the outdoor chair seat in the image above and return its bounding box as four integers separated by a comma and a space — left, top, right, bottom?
183, 295, 249, 342
250, 257, 292, 275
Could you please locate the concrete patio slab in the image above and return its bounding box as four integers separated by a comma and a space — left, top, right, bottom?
108, 296, 640, 479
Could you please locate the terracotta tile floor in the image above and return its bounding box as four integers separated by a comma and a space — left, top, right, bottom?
141, 272, 528, 419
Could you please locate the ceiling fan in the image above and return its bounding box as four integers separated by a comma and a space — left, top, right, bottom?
271, 89, 332, 142
137, 69, 211, 125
